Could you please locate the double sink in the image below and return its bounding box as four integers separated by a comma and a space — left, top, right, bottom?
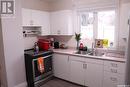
75, 50, 105, 57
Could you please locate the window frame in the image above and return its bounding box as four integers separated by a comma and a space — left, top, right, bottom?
78, 7, 119, 48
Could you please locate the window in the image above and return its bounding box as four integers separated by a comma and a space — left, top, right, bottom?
80, 10, 116, 48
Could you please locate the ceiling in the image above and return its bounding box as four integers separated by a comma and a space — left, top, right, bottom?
42, 0, 62, 3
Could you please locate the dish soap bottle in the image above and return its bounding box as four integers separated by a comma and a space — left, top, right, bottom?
34, 42, 39, 54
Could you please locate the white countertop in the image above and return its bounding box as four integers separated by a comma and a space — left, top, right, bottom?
53, 48, 126, 63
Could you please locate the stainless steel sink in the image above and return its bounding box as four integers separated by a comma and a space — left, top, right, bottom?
75, 51, 87, 55
87, 52, 105, 56
74, 51, 105, 57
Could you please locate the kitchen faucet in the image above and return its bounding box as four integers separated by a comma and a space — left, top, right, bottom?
91, 42, 95, 53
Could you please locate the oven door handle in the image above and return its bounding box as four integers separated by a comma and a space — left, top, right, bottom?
33, 55, 52, 61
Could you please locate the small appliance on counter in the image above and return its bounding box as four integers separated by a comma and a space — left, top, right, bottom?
38, 39, 51, 51
59, 44, 68, 49
24, 49, 53, 87
54, 41, 59, 49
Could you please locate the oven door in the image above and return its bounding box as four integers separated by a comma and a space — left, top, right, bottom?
32, 55, 53, 82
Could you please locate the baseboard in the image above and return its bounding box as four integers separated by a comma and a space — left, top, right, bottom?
14, 82, 27, 87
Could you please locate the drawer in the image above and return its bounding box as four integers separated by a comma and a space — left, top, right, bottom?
103, 71, 125, 87
69, 56, 85, 63
104, 61, 125, 74
85, 57, 103, 65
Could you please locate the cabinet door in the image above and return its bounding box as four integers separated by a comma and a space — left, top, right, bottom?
22, 8, 32, 26
103, 71, 125, 87
53, 54, 70, 81
50, 10, 73, 35
70, 60, 85, 85
31, 10, 43, 26
50, 12, 61, 35
40, 12, 50, 35
85, 63, 103, 87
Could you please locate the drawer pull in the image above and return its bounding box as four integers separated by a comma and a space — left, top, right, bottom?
110, 77, 117, 82
111, 63, 118, 67
83, 64, 87, 69
111, 69, 117, 73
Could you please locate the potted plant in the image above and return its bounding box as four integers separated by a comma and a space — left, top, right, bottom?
75, 33, 81, 50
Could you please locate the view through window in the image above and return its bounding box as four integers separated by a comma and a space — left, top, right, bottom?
80, 10, 116, 47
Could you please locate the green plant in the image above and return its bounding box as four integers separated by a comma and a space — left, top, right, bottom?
75, 33, 81, 41
75, 33, 81, 50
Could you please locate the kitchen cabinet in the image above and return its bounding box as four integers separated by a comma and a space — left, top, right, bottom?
22, 8, 32, 26
69, 56, 103, 87
84, 61, 103, 87
53, 54, 70, 81
103, 61, 125, 87
22, 8, 50, 35
70, 59, 85, 85
50, 10, 73, 35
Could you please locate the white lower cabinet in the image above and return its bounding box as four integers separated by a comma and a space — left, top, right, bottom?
53, 54, 125, 87
53, 54, 70, 81
85, 62, 103, 87
69, 56, 103, 87
103, 61, 125, 87
103, 71, 125, 87
70, 60, 85, 85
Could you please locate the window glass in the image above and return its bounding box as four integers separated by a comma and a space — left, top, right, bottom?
98, 11, 115, 46
80, 10, 116, 48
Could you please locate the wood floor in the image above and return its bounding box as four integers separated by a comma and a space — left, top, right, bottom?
40, 77, 84, 87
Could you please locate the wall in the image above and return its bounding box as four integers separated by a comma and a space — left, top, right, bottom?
22, 0, 50, 11
24, 37, 37, 50
119, 2, 130, 50
0, 16, 8, 87
1, 0, 26, 87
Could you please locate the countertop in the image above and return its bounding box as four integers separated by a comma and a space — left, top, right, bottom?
53, 48, 126, 63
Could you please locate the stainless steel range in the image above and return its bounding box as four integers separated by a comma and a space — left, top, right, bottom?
24, 50, 53, 87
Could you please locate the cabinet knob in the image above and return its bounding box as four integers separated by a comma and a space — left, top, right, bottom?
83, 64, 87, 69
111, 69, 117, 73
111, 63, 118, 67
30, 20, 33, 25
57, 30, 61, 34
110, 77, 117, 82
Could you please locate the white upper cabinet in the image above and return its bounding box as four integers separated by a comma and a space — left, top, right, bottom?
50, 10, 73, 35
22, 8, 50, 35
22, 8, 32, 26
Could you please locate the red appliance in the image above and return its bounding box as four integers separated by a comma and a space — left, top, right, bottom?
38, 39, 50, 51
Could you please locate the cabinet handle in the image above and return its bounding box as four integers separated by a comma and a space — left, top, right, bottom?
57, 30, 61, 34
30, 20, 33, 25
110, 77, 117, 82
111, 69, 117, 73
83, 64, 87, 69
111, 63, 118, 67
84, 64, 87, 69
83, 64, 85, 69
68, 57, 69, 61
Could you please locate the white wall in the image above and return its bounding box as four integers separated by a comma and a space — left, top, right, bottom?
0, 17, 8, 87
24, 37, 38, 50
119, 2, 130, 50
1, 0, 26, 87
